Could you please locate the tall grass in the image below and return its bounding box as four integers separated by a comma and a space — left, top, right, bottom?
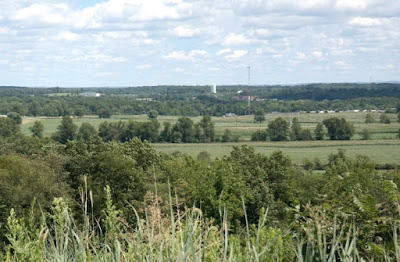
2, 183, 400, 261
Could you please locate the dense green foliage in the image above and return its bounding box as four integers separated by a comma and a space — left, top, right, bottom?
254, 109, 266, 123
51, 116, 78, 144
29, 121, 44, 138
1, 130, 400, 260
1, 83, 399, 117
268, 117, 289, 141
380, 114, 391, 124
0, 118, 19, 138
1, 84, 400, 260
323, 117, 355, 140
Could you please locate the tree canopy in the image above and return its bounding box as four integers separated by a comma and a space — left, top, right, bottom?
322, 117, 355, 140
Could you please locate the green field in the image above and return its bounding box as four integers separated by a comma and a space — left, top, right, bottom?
154, 140, 400, 165
20, 112, 400, 165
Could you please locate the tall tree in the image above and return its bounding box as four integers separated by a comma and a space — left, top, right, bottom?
52, 116, 78, 144
28, 101, 43, 116
77, 122, 97, 141
173, 117, 194, 143
267, 117, 289, 141
147, 109, 158, 119
0, 117, 19, 138
97, 108, 112, 118
290, 117, 301, 141
98, 121, 125, 142
254, 110, 266, 123
322, 117, 355, 140
314, 123, 325, 140
159, 122, 172, 142
29, 120, 44, 138
199, 115, 215, 143
7, 112, 22, 125
299, 129, 313, 141
221, 129, 232, 143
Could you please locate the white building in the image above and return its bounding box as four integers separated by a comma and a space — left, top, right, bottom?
211, 84, 217, 94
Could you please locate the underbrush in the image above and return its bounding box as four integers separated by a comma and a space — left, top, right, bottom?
2, 184, 400, 261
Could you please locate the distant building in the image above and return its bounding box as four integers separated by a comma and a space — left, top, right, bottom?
211, 84, 217, 94
135, 98, 153, 101
224, 113, 236, 117
80, 92, 101, 97
232, 96, 255, 101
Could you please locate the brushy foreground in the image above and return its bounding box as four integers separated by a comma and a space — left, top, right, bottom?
2, 184, 400, 262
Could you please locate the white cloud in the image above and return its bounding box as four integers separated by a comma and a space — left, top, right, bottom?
222, 33, 250, 46
163, 50, 208, 61
13, 3, 69, 25
335, 0, 368, 11
356, 47, 377, 52
0, 0, 399, 85
23, 66, 35, 72
225, 50, 248, 60
85, 54, 126, 63
172, 25, 199, 37
56, 31, 81, 42
96, 72, 113, 77
331, 49, 352, 56
216, 48, 232, 55
103, 31, 133, 39
173, 67, 185, 72
163, 51, 187, 60
136, 64, 152, 69
296, 52, 306, 60
334, 60, 352, 69
312, 51, 323, 58
349, 17, 384, 26
0, 27, 17, 35
46, 53, 126, 63
253, 29, 270, 37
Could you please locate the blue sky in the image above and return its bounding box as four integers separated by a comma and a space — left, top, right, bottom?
0, 0, 399, 87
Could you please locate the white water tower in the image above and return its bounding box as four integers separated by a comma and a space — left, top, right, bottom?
211, 83, 217, 94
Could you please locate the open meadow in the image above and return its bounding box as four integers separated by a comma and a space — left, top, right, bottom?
20, 111, 400, 165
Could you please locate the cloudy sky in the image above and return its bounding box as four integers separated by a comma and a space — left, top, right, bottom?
0, 0, 399, 87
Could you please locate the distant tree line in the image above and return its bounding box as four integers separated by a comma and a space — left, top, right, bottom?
1, 84, 400, 117
2, 113, 400, 145
251, 116, 355, 141
47, 115, 219, 144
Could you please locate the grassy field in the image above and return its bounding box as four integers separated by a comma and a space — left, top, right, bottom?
20, 112, 400, 165
21, 112, 400, 139
154, 140, 400, 165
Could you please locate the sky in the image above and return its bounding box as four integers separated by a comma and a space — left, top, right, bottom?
0, 0, 399, 87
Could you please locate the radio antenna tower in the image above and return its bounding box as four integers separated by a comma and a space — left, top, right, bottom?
246, 66, 251, 115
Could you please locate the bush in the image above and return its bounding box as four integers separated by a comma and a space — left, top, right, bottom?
380, 114, 391, 124
251, 130, 268, 141
360, 128, 372, 140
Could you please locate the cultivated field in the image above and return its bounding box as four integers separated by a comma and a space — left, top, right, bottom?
154, 140, 400, 165
20, 112, 400, 165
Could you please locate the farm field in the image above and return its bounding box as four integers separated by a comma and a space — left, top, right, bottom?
21, 111, 399, 139
154, 140, 400, 165
19, 112, 400, 165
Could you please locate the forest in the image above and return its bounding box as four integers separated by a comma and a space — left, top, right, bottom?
1, 133, 400, 260
0, 84, 400, 260
1, 83, 400, 117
